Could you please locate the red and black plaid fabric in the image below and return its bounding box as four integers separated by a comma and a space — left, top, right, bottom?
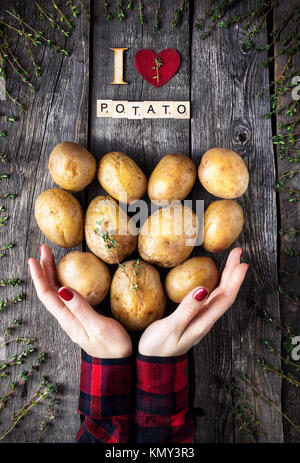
76, 350, 134, 443
134, 353, 195, 443
76, 350, 195, 443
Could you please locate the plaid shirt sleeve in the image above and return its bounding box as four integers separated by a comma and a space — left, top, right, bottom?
134, 352, 195, 443
76, 350, 134, 443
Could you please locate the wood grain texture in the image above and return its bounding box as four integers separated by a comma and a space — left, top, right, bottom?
274, 0, 300, 443
0, 0, 89, 442
190, 0, 283, 442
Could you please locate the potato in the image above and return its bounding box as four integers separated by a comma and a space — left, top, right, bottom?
97, 151, 147, 204
110, 260, 165, 331
203, 200, 244, 253
57, 251, 111, 306
34, 188, 83, 248
165, 257, 219, 303
148, 154, 196, 204
138, 203, 199, 268
198, 148, 249, 199
85, 195, 137, 264
48, 142, 96, 192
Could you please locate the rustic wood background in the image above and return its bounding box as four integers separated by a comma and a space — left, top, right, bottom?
0, 0, 299, 443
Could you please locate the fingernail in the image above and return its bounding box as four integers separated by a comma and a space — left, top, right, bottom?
240, 249, 244, 257
192, 288, 208, 302
26, 258, 30, 266
58, 288, 73, 301
39, 244, 42, 254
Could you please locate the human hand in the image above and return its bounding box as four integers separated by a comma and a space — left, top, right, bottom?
138, 247, 249, 357
27, 244, 132, 359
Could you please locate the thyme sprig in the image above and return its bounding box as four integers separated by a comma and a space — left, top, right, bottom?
116, 1, 125, 22
80, 2, 91, 22
0, 193, 16, 200
257, 358, 300, 387
0, 116, 16, 124
51, 0, 73, 31
0, 242, 14, 259
0, 278, 22, 287
279, 227, 299, 237
0, 216, 9, 227
36, 393, 60, 443
66, 0, 81, 19
0, 377, 58, 441
94, 221, 143, 298
4, 9, 71, 56
104, 1, 113, 20
278, 285, 300, 306
0, 336, 35, 349
230, 380, 261, 442
284, 246, 299, 257
25, 45, 41, 78
137, 0, 144, 25
0, 292, 25, 311
127, 0, 134, 10
0, 352, 46, 412
261, 309, 298, 353
0, 74, 24, 110
34, 1, 72, 38
154, 0, 163, 30
0, 347, 35, 378
0, 319, 21, 340
0, 152, 8, 165
0, 30, 37, 93
279, 268, 300, 280
152, 57, 163, 83
264, 340, 300, 371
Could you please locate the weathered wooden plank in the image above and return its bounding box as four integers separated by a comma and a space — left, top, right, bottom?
274, 0, 300, 444
0, 0, 89, 442
87, 2, 191, 326
191, 0, 283, 442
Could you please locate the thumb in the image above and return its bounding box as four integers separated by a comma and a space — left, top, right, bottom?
170, 287, 209, 334
57, 287, 99, 327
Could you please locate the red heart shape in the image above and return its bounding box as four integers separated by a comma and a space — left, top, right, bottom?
134, 49, 180, 88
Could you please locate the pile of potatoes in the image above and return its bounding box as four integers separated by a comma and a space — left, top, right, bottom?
34, 142, 249, 331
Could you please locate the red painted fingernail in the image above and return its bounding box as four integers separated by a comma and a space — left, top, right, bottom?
58, 288, 73, 301
192, 288, 208, 302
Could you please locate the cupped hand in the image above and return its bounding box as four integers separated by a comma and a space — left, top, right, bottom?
138, 247, 249, 357
27, 244, 132, 359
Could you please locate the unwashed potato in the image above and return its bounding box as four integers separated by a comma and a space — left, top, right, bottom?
97, 151, 147, 204
198, 148, 249, 199
57, 251, 111, 306
138, 203, 199, 268
110, 260, 165, 331
165, 256, 219, 303
34, 188, 83, 248
203, 199, 244, 253
148, 154, 196, 204
85, 195, 137, 264
48, 142, 97, 192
